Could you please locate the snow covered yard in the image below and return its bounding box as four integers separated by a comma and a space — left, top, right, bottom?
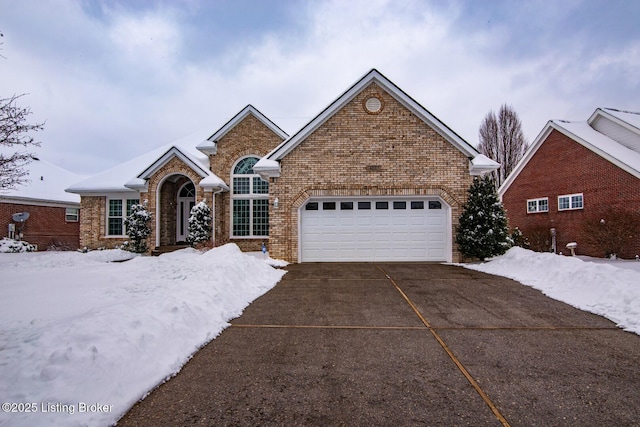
0, 244, 286, 427
2, 244, 638, 427
461, 247, 640, 335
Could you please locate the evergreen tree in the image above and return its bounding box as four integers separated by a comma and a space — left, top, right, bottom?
123, 203, 152, 253
187, 201, 212, 247
456, 175, 512, 260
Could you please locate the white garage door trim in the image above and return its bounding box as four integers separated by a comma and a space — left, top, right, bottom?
298, 196, 451, 262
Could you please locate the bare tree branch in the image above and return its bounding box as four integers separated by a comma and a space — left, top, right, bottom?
478, 104, 528, 187
0, 94, 45, 190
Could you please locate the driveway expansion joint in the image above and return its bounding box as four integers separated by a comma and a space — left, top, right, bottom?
374, 263, 512, 427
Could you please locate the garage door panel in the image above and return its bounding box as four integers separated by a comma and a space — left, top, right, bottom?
301, 198, 449, 262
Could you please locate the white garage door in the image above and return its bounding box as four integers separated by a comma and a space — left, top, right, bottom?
300, 198, 449, 262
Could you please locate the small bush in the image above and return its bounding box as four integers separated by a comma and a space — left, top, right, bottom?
0, 237, 36, 253
581, 208, 640, 258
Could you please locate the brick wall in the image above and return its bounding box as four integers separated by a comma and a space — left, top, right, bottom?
79, 195, 127, 249
268, 82, 473, 262
1, 202, 79, 250
208, 113, 285, 252
502, 129, 640, 258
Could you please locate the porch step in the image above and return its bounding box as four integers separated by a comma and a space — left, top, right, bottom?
151, 245, 190, 256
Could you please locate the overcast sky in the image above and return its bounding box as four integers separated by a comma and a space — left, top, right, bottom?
1, 0, 638, 175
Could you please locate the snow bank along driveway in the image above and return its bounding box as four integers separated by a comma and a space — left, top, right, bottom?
0, 244, 286, 427
463, 247, 640, 336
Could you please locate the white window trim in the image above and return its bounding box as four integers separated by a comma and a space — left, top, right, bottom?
65, 208, 79, 222
558, 193, 584, 211
230, 156, 269, 239
106, 196, 140, 237
527, 197, 549, 214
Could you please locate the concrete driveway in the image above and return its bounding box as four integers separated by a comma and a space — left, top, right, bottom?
118, 263, 640, 426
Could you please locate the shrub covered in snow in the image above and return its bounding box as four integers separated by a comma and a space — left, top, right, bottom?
123, 204, 152, 253
0, 237, 36, 253
456, 175, 512, 260
187, 201, 212, 247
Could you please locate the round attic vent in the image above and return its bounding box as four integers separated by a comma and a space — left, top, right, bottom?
364, 96, 383, 114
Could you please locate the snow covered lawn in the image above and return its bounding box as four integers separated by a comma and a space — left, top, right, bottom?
0, 244, 286, 427
2, 245, 638, 427
461, 247, 640, 335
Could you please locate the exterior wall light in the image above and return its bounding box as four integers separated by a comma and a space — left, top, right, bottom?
273, 197, 279, 209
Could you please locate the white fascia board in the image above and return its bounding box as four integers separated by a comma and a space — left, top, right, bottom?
195, 140, 217, 155
267, 69, 479, 162
138, 147, 209, 180
197, 105, 288, 155
124, 177, 149, 192
199, 174, 230, 192
253, 157, 281, 179
469, 154, 500, 176
589, 108, 640, 134
65, 187, 139, 196
0, 196, 80, 208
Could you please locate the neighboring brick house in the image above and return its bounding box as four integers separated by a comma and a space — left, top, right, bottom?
499, 108, 640, 259
0, 158, 81, 250
67, 69, 498, 262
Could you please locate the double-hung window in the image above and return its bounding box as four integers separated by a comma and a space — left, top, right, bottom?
107, 197, 139, 236
231, 157, 269, 237
558, 193, 583, 211
527, 198, 548, 213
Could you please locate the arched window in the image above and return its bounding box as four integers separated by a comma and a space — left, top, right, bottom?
179, 182, 195, 197
231, 156, 269, 237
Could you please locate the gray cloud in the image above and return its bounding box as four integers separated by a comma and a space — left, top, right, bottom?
1, 0, 638, 175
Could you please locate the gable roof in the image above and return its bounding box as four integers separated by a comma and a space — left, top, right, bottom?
196, 105, 289, 155
254, 68, 497, 177
66, 127, 228, 194
499, 107, 640, 197
0, 158, 81, 206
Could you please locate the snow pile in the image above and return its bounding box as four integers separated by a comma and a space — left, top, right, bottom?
463, 247, 640, 334
0, 244, 286, 427
0, 237, 36, 253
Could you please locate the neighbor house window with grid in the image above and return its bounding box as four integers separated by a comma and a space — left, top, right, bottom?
231, 157, 269, 237
558, 193, 583, 211
527, 198, 549, 213
107, 197, 139, 236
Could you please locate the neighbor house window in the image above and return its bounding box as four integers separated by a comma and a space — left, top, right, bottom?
231, 157, 269, 237
527, 198, 549, 213
65, 208, 79, 222
107, 197, 139, 236
558, 193, 583, 211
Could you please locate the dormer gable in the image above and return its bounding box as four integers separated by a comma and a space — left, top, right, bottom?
196, 105, 288, 156
588, 108, 640, 155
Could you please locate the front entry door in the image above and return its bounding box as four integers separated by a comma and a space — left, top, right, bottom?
177, 182, 196, 243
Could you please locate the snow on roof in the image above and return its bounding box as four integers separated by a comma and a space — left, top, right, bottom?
66, 127, 226, 194
499, 110, 640, 196
552, 119, 640, 177
601, 108, 640, 132
0, 158, 81, 205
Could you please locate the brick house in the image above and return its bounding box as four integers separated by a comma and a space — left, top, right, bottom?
1, 158, 81, 250
499, 108, 640, 259
67, 69, 498, 262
